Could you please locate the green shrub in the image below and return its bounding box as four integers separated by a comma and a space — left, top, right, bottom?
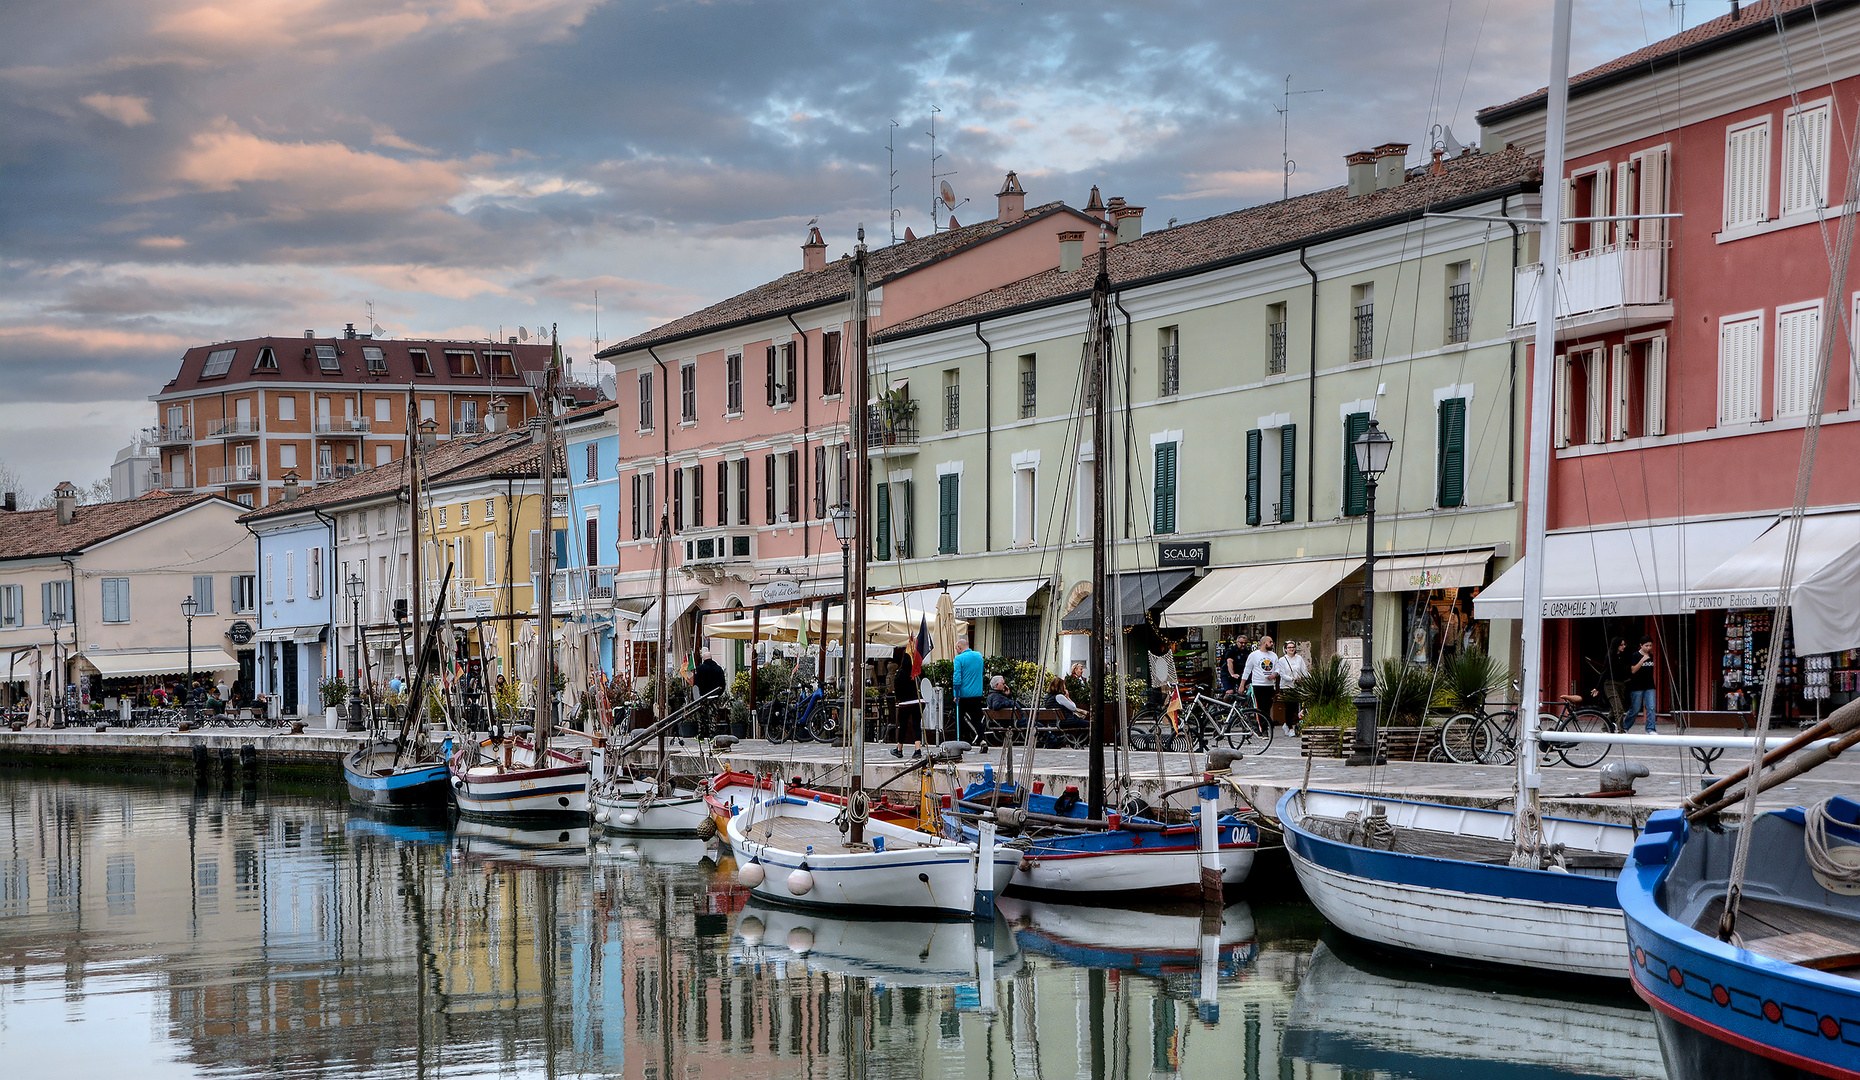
1376, 657, 1437, 726
1443, 647, 1508, 712
1283, 655, 1354, 712
983, 656, 1043, 701
318, 676, 350, 709
729, 656, 796, 703
922, 658, 954, 690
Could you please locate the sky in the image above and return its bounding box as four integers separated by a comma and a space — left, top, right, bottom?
0, 0, 1712, 498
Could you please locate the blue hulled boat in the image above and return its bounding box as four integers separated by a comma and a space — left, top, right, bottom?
343, 740, 453, 808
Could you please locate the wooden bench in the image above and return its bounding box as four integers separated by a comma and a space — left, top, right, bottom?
984, 707, 1087, 747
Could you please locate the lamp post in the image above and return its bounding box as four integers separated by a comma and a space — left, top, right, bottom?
830, 502, 854, 742
346, 573, 365, 729
1346, 418, 1394, 767
181, 594, 198, 728
47, 612, 65, 729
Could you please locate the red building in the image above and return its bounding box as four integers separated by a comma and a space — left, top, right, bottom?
1476, 0, 1860, 721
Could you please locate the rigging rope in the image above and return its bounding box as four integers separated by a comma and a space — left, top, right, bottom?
1804, 797, 1860, 886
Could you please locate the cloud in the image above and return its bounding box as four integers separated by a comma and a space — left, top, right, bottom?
170, 118, 466, 214
80, 91, 152, 125
138, 235, 187, 248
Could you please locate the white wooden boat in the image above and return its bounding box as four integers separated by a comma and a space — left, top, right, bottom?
591, 773, 710, 836
731, 900, 1022, 984
447, 736, 590, 820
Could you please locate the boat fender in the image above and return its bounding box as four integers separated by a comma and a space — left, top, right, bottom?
787, 926, 814, 954
738, 861, 766, 888
787, 865, 814, 895
696, 816, 718, 840
1017, 857, 1032, 873
450, 775, 464, 788
594, 810, 611, 825
737, 916, 765, 946
617, 812, 639, 827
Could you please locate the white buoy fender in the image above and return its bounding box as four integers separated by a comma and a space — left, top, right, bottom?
737, 916, 765, 946
737, 861, 766, 888
617, 812, 639, 827
594, 810, 611, 825
787, 926, 815, 954
787, 868, 814, 895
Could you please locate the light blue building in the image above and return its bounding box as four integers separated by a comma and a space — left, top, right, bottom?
562, 403, 620, 678
244, 497, 335, 717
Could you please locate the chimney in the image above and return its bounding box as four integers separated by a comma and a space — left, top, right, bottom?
1112, 202, 1145, 244
488, 397, 509, 433
53, 481, 78, 526
996, 171, 1026, 223
418, 418, 439, 452
1430, 147, 1446, 177
304, 329, 315, 339
1375, 142, 1410, 190
527, 416, 547, 445
3, 492, 15, 512
1084, 185, 1106, 220
802, 226, 827, 273
509, 336, 519, 344
1346, 151, 1377, 197
343, 323, 358, 339
1058, 230, 1085, 273
281, 470, 300, 502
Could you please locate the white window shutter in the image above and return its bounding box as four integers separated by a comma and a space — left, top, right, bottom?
1586, 349, 1607, 444
1554, 354, 1571, 448
1646, 336, 1668, 436
1559, 177, 1574, 257
1639, 149, 1668, 246
529, 529, 542, 574
1611, 344, 1629, 440
1593, 167, 1612, 250
1616, 161, 1634, 243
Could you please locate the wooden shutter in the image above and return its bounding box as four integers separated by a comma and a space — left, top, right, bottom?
1343, 413, 1369, 516
1639, 148, 1669, 247
1610, 343, 1630, 440
529, 529, 543, 574
1585, 349, 1606, 445
692, 463, 703, 528
1279, 424, 1297, 523
874, 482, 891, 561
1559, 176, 1574, 257
1244, 429, 1262, 527
672, 466, 684, 531
1153, 441, 1178, 534
717, 459, 728, 526
1776, 305, 1820, 418
813, 446, 827, 518
939, 474, 959, 554
765, 346, 777, 406
1591, 167, 1611, 251
1438, 399, 1467, 508
630, 475, 641, 538
100, 579, 117, 623
764, 453, 776, 523
1615, 161, 1634, 244
897, 479, 914, 559
1725, 122, 1769, 228
1646, 336, 1668, 436
736, 459, 749, 525
1783, 106, 1828, 216
783, 344, 796, 405
642, 473, 655, 537
1719, 318, 1762, 424
1554, 354, 1572, 448
785, 450, 799, 521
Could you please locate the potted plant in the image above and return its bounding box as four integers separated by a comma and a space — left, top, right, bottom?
318, 676, 348, 730
1282, 655, 1356, 756
728, 696, 749, 739
876, 387, 917, 443
1442, 647, 1508, 714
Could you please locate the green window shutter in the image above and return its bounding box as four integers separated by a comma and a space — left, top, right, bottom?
874, 482, 891, 561
1279, 423, 1297, 522
1438, 397, 1467, 508
938, 474, 959, 554
1343, 412, 1370, 516
1244, 430, 1262, 527
1153, 442, 1177, 535
898, 479, 914, 559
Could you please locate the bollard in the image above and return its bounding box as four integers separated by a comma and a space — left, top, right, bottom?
239, 743, 258, 785
219, 746, 238, 782
974, 815, 998, 921
1197, 773, 1222, 904
191, 743, 210, 781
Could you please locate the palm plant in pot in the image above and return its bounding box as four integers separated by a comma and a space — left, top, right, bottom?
1283, 655, 1355, 728
1441, 647, 1508, 714
1375, 657, 1437, 727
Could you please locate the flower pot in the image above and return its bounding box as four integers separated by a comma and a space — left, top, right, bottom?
677, 720, 699, 738
324, 707, 340, 730
730, 720, 748, 739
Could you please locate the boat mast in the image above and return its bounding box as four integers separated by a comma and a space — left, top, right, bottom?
537, 326, 561, 757
1516, 0, 1572, 860
849, 226, 872, 844
1087, 228, 1112, 822
408, 392, 422, 715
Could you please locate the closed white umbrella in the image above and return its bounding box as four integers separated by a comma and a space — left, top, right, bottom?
934, 591, 959, 665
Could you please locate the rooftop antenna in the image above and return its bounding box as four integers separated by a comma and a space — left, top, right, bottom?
887, 120, 902, 245
592, 289, 601, 356
519, 326, 529, 342
1274, 74, 1323, 201
927, 105, 960, 233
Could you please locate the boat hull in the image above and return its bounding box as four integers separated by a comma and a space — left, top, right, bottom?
1013, 843, 1256, 897
592, 780, 712, 836
342, 743, 451, 808
448, 739, 590, 820
1279, 789, 1633, 979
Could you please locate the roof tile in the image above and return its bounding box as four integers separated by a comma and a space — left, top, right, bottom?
0, 492, 230, 561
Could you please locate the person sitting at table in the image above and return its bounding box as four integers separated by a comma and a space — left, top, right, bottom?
1042, 676, 1088, 745
984, 675, 1023, 745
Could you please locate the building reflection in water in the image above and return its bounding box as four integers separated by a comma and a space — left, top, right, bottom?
0, 775, 1660, 1080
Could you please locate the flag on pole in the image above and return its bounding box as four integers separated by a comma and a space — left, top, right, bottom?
908, 613, 932, 678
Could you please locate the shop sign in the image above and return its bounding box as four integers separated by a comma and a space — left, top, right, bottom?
1541, 599, 1619, 618
1404, 569, 1451, 590
469, 598, 493, 615
228, 620, 255, 645
762, 579, 803, 604
1157, 541, 1209, 568
1686, 591, 1777, 610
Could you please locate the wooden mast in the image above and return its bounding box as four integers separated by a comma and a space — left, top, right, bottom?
849, 226, 872, 844
1087, 229, 1112, 821
536, 326, 561, 758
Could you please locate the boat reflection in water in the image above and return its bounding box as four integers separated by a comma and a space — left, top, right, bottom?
732, 899, 1021, 985
592, 834, 714, 866
1284, 938, 1666, 1080
452, 816, 589, 866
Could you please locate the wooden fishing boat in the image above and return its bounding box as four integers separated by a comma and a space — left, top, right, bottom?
343, 740, 451, 807
1001, 895, 1258, 977
592, 772, 711, 836
447, 736, 591, 819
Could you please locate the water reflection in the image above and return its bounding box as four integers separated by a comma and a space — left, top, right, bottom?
0, 774, 1663, 1079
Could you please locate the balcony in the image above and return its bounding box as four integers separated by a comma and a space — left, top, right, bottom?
867, 405, 919, 456
316, 463, 363, 482
147, 470, 189, 490
553, 567, 615, 608
1512, 241, 1672, 341
209, 418, 261, 439
149, 425, 192, 446
207, 464, 260, 486
451, 420, 484, 436
677, 529, 755, 585
314, 417, 371, 436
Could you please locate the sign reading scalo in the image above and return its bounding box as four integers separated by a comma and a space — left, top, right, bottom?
1157, 541, 1209, 568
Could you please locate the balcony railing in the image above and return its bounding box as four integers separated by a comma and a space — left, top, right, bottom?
147, 470, 189, 490
314, 417, 371, 436
451, 420, 484, 435
149, 425, 192, 445
867, 406, 919, 451
207, 464, 260, 486
553, 567, 615, 605
316, 463, 363, 482
1514, 241, 1669, 328
209, 418, 261, 438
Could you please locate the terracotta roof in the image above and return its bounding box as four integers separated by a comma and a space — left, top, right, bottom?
0, 492, 236, 561
877, 149, 1541, 342
1477, 0, 1844, 124
598, 203, 1096, 358
240, 429, 565, 522
156, 335, 556, 399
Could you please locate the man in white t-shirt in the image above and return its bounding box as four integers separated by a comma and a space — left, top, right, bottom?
1240, 636, 1281, 730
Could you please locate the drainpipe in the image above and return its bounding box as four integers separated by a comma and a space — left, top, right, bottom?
975, 321, 993, 551
787, 314, 811, 561
1501, 196, 1522, 505
1299, 247, 1319, 523
1114, 293, 1135, 537
313, 507, 338, 679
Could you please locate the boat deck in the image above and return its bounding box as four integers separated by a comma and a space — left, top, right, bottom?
1304, 814, 1627, 871
743, 813, 929, 854
1696, 896, 1860, 976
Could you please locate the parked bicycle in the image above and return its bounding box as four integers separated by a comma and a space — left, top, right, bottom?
1436, 693, 1613, 768
762, 682, 841, 744
1130, 691, 1273, 754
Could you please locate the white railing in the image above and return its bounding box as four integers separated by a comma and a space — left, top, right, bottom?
451, 420, 484, 435
553, 567, 615, 604
147, 470, 188, 490
207, 464, 259, 485
1514, 241, 1668, 326
315, 463, 363, 481
149, 425, 192, 444
209, 418, 261, 438
314, 417, 371, 435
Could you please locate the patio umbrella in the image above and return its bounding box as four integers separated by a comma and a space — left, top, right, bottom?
774, 601, 968, 650
934, 590, 959, 663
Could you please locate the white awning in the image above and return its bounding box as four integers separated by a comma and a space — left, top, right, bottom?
1372, 549, 1493, 593
949, 577, 1046, 619
253, 625, 325, 644
1687, 512, 1860, 654
1160, 558, 1361, 627
1473, 517, 1773, 620
632, 593, 700, 639
83, 649, 240, 678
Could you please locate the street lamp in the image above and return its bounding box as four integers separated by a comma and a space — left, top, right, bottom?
831, 502, 854, 744
1346, 418, 1394, 767
346, 573, 365, 729
181, 594, 198, 727
47, 612, 65, 729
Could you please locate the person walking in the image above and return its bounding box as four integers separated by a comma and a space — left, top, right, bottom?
1278, 640, 1311, 735
1623, 636, 1659, 733
693, 648, 727, 738
891, 647, 922, 758
952, 637, 984, 744
1590, 637, 1630, 724
1241, 636, 1281, 732
1218, 636, 1246, 698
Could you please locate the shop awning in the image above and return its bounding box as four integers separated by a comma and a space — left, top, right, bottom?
253, 625, 326, 644
83, 649, 240, 678
1371, 550, 1493, 593
632, 593, 701, 639
1473, 517, 1773, 620
1061, 569, 1195, 633
949, 578, 1047, 619
1686, 512, 1860, 654
1161, 558, 1361, 627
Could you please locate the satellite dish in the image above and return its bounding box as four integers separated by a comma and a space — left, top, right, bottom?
1442, 125, 1469, 157
940, 180, 956, 209
518, 326, 529, 342
538, 326, 549, 342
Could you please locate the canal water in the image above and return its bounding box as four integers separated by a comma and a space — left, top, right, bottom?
0, 774, 1667, 1079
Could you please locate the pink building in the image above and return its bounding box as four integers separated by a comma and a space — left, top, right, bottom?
1476, 0, 1860, 720
595, 174, 1109, 675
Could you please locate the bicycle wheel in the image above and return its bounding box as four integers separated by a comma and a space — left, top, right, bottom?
1478, 711, 1519, 765
1226, 708, 1272, 753
1437, 713, 1487, 765
810, 704, 841, 744
1552, 709, 1612, 768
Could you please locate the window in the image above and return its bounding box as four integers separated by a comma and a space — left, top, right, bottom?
458, 398, 478, 427
584, 515, 599, 567
1343, 412, 1371, 516
642, 472, 656, 537
363, 345, 387, 374
585, 444, 599, 481
680, 362, 697, 422
691, 462, 704, 527
1437, 399, 1467, 507
315, 344, 341, 373
264, 554, 274, 604
784, 450, 799, 523
201, 348, 236, 379
814, 446, 828, 519
1352, 283, 1375, 361
100, 578, 130, 623
937, 473, 960, 554
764, 453, 777, 524
436, 506, 447, 528
1562, 168, 1610, 254
285, 550, 297, 601
630, 474, 642, 539
374, 397, 391, 423
1725, 119, 1771, 230
376, 445, 391, 466
1153, 441, 1178, 534
233, 575, 256, 614
253, 346, 277, 372
672, 466, 684, 531
1012, 463, 1036, 546
943, 369, 960, 431
0, 584, 21, 627
337, 513, 348, 540
1775, 302, 1821, 419
838, 442, 851, 507
765, 344, 795, 406
409, 349, 433, 375
894, 479, 915, 558
42, 580, 72, 624
1018, 354, 1037, 418
1446, 262, 1472, 344
1783, 104, 1830, 218
874, 482, 892, 562
1718, 315, 1763, 425
638, 371, 654, 430
1266, 306, 1287, 375
1245, 425, 1295, 525
484, 498, 495, 522
1609, 336, 1669, 440
278, 395, 296, 421
1553, 348, 1606, 447
998, 615, 1041, 661
1160, 326, 1181, 395
445, 350, 477, 376
280, 444, 297, 469
822, 332, 842, 396
725, 354, 743, 414
458, 501, 470, 526
307, 547, 323, 599
486, 351, 516, 377
735, 458, 749, 526
419, 398, 435, 422
189, 575, 215, 614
